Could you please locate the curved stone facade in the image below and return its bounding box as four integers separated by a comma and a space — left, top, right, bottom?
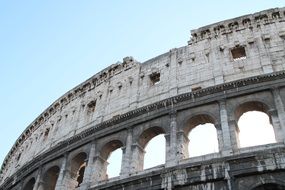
1, 7, 285, 190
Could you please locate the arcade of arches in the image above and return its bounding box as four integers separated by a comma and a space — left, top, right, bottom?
20, 98, 285, 189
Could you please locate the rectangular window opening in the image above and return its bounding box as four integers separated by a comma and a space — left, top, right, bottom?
149, 72, 160, 85
231, 46, 246, 61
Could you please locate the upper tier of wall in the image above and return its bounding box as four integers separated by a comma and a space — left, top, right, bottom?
1, 7, 285, 183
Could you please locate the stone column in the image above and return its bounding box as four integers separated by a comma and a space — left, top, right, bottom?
120, 128, 133, 177
168, 48, 178, 97
55, 154, 69, 190
130, 143, 145, 173
219, 100, 237, 155
79, 141, 96, 189
91, 155, 108, 183
215, 123, 224, 152
165, 111, 178, 167
33, 167, 42, 190
271, 88, 285, 143
176, 131, 189, 159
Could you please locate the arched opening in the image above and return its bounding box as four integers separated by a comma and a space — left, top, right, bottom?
100, 140, 123, 180
185, 114, 219, 158
107, 148, 122, 178
144, 134, 165, 169
70, 152, 87, 188
23, 177, 36, 190
235, 101, 276, 148
42, 166, 60, 190
252, 183, 285, 190
138, 126, 165, 170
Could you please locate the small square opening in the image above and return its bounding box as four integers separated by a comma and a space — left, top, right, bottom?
149, 72, 160, 85
231, 46, 246, 61
87, 100, 96, 113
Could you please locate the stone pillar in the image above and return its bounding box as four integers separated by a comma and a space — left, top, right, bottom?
219, 100, 237, 155
33, 167, 42, 190
55, 154, 70, 190
271, 88, 285, 143
120, 128, 133, 177
79, 141, 96, 189
168, 48, 178, 97
130, 143, 145, 173
215, 123, 224, 152
165, 111, 178, 167
176, 131, 189, 159
91, 155, 108, 183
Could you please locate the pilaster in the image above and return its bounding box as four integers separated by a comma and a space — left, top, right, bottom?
271, 87, 285, 143
120, 128, 133, 177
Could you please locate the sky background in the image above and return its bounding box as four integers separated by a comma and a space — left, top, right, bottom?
0, 1, 284, 175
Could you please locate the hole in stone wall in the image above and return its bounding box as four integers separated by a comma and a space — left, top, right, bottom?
231, 46, 246, 61
238, 111, 276, 148
149, 72, 160, 85
76, 165, 86, 187
188, 123, 218, 157
44, 128, 50, 137
87, 100, 96, 114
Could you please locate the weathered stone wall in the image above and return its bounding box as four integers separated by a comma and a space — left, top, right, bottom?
1, 7, 285, 190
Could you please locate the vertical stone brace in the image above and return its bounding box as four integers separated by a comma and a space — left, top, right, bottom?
165, 110, 178, 167
219, 100, 236, 154
33, 167, 42, 190
168, 49, 178, 97
272, 88, 285, 143
130, 144, 145, 173
120, 128, 133, 177
55, 154, 68, 190
80, 141, 96, 189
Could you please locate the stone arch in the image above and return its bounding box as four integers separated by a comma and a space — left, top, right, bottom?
234, 101, 270, 122
100, 140, 124, 161
23, 177, 36, 190
183, 114, 220, 157
234, 100, 277, 148
95, 140, 124, 181
134, 126, 166, 170
183, 113, 218, 135
252, 183, 285, 190
41, 166, 60, 190
248, 178, 285, 190
138, 126, 165, 149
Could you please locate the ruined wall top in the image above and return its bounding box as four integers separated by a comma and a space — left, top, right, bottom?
189, 7, 285, 44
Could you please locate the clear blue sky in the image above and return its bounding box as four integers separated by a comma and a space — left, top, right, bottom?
0, 1, 284, 167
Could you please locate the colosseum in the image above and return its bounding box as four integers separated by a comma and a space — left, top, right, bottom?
1, 7, 285, 190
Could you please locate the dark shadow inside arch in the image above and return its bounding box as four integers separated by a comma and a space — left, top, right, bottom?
252, 183, 285, 190
42, 166, 60, 190
23, 177, 35, 190
70, 152, 87, 188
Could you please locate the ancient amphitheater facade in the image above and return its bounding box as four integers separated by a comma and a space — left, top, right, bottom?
1, 7, 285, 190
